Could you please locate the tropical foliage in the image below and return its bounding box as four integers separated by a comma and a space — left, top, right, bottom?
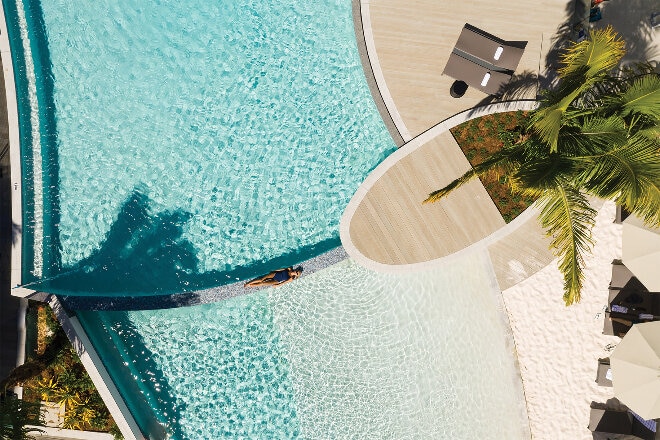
451, 111, 537, 222
2, 304, 121, 437
425, 27, 660, 305
0, 394, 45, 440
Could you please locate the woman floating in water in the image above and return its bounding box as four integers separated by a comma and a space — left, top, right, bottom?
244, 267, 303, 287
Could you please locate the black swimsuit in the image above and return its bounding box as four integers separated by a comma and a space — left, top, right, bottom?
273, 270, 290, 283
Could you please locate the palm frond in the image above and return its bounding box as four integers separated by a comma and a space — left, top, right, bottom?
531, 92, 588, 152
530, 105, 564, 152
621, 176, 660, 227
537, 184, 596, 305
559, 26, 625, 80
558, 115, 627, 156
423, 144, 523, 204
618, 74, 660, 120
578, 133, 660, 202
637, 124, 660, 141
512, 154, 574, 192
424, 168, 479, 204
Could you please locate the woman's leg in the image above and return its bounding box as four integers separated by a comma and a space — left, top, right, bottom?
244, 272, 278, 287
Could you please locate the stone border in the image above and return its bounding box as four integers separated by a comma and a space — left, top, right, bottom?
355, 0, 412, 142
339, 99, 540, 273
47, 296, 145, 440
351, 0, 404, 146
0, 0, 31, 298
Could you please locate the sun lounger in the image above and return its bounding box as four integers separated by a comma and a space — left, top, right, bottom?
443, 52, 513, 95
596, 358, 612, 387
442, 24, 527, 96
589, 405, 656, 440
453, 24, 527, 72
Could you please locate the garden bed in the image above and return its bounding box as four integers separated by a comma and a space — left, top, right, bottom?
450, 110, 536, 223
21, 302, 122, 438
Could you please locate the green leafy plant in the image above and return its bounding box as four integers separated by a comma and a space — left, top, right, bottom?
451, 110, 536, 223
429, 27, 660, 305
0, 394, 45, 440
12, 305, 121, 436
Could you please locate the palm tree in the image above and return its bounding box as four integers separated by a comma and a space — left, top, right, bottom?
0, 328, 68, 393
425, 27, 660, 305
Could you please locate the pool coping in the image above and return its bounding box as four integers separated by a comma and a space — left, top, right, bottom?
352, 0, 407, 146
339, 99, 541, 273
58, 245, 350, 311
0, 0, 30, 299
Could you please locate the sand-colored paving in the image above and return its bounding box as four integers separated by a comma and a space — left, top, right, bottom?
341, 99, 555, 286
487, 214, 554, 291
345, 130, 504, 266
360, 0, 583, 140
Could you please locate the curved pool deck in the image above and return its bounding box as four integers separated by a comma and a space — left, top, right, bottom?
357, 0, 572, 141
343, 0, 583, 287
339, 101, 555, 290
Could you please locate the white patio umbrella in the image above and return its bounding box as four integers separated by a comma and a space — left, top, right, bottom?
622, 215, 660, 292
610, 321, 660, 420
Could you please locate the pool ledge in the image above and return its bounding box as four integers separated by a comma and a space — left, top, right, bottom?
0, 0, 28, 299
340, 99, 555, 288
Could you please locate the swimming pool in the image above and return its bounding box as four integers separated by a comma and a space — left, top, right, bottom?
77, 252, 529, 439
8, 0, 530, 438
8, 0, 395, 295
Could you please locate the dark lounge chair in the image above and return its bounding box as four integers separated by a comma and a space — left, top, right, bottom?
453, 23, 527, 72
442, 24, 527, 96
589, 403, 657, 440
596, 358, 612, 387
443, 52, 512, 95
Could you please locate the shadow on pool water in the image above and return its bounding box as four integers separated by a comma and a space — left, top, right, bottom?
26, 190, 339, 297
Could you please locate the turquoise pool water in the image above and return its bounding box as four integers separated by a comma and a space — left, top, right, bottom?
78, 253, 530, 439
10, 0, 530, 438
10, 0, 395, 294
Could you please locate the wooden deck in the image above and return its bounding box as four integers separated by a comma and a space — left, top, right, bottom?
362, 0, 578, 139
346, 130, 505, 266
340, 113, 555, 288
339, 0, 613, 285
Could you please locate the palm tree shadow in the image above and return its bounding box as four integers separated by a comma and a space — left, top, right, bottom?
593, 0, 660, 65
543, 0, 658, 83
28, 189, 339, 297
12, 222, 21, 246
32, 190, 204, 295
